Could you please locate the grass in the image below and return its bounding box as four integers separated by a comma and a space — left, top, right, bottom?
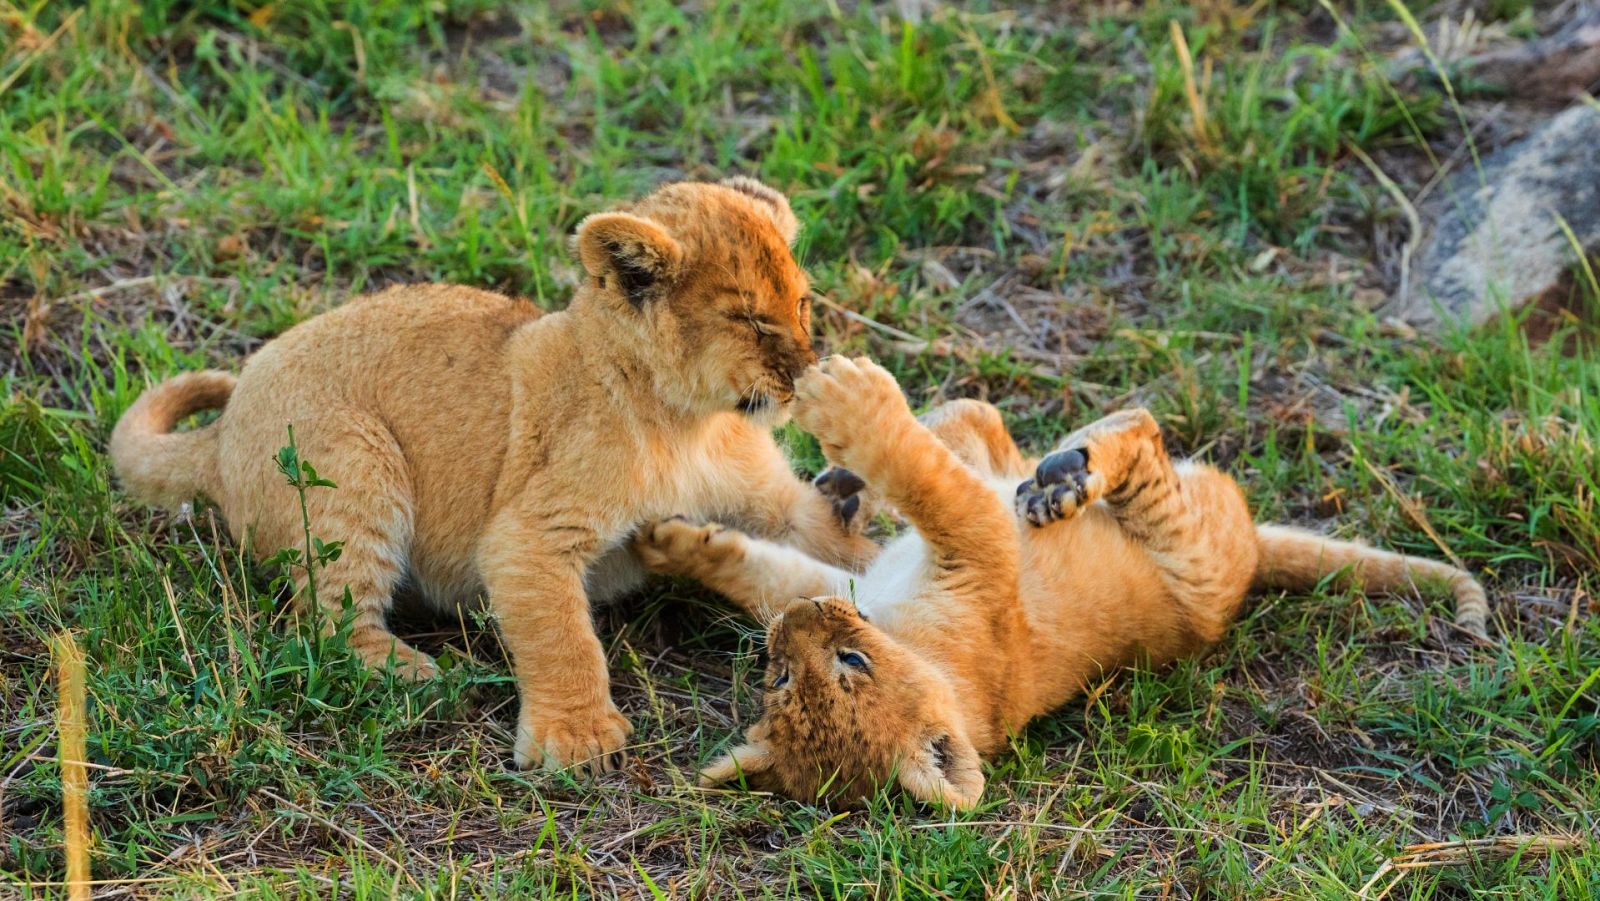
3, 0, 1597, 896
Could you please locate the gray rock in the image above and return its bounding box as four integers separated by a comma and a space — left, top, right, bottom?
1461, 11, 1600, 103
1390, 103, 1600, 330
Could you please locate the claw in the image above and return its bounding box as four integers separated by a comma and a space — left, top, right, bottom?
1048, 482, 1072, 518
1025, 490, 1051, 526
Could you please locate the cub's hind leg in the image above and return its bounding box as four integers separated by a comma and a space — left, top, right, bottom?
634, 518, 854, 624
1017, 408, 1256, 645
249, 413, 433, 678
918, 399, 1029, 478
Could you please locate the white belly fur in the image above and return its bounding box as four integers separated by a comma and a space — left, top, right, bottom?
851, 475, 1020, 620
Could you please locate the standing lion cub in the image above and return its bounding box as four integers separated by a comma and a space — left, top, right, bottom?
110, 179, 875, 774
636, 357, 1491, 807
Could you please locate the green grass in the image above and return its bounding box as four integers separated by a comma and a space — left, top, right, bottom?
3, 0, 1597, 896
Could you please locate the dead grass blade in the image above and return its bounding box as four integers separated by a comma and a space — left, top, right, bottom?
1359, 458, 1466, 571
0, 8, 82, 96
52, 631, 91, 901
1169, 20, 1213, 154
1359, 834, 1588, 898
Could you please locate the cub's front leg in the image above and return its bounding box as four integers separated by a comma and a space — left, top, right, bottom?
794, 357, 1018, 581
479, 509, 631, 775
634, 518, 854, 623
705, 417, 879, 570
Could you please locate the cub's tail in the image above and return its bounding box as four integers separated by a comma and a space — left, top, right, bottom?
109, 371, 235, 510
1252, 524, 1490, 638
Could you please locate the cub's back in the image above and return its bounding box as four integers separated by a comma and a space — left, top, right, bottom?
212, 285, 541, 559
238, 285, 537, 394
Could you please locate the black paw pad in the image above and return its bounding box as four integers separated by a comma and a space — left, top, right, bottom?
815, 467, 866, 498
1016, 449, 1093, 528
836, 493, 861, 525
1035, 448, 1088, 487
816, 467, 866, 527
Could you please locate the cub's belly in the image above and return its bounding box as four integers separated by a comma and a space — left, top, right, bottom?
851, 475, 1022, 620
853, 532, 930, 619
584, 543, 648, 605
406, 535, 647, 616
404, 421, 745, 614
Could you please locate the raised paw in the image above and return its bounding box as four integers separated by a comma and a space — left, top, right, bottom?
634, 517, 747, 577
814, 466, 870, 530
793, 356, 911, 464
1014, 447, 1104, 527
514, 703, 632, 777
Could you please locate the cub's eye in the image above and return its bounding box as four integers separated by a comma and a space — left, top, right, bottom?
837, 650, 869, 671
771, 668, 790, 689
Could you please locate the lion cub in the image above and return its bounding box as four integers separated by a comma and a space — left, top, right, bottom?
635, 357, 1490, 807
109, 179, 876, 774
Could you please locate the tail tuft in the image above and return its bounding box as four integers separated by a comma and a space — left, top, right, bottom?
1253, 524, 1491, 639
109, 371, 235, 509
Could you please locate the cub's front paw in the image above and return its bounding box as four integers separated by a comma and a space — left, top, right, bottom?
348, 632, 440, 681
814, 466, 875, 531
388, 650, 441, 681
634, 517, 747, 576
1015, 448, 1105, 527
794, 356, 909, 462
514, 703, 632, 777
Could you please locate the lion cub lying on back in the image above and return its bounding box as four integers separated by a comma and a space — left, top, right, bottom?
110, 179, 876, 774
636, 357, 1490, 808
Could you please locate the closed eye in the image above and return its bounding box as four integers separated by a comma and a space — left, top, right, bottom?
738, 312, 777, 337
837, 650, 869, 672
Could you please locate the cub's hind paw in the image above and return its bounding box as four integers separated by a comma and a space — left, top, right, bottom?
1015, 448, 1101, 527
814, 466, 867, 529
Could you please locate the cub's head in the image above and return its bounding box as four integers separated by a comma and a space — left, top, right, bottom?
574, 178, 815, 425
701, 597, 985, 809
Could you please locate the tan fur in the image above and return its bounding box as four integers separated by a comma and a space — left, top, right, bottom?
637, 357, 1492, 808
110, 371, 236, 509
109, 180, 877, 775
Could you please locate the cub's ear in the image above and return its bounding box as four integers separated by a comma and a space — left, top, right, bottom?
897, 732, 984, 810
699, 739, 775, 788
575, 212, 684, 307
721, 176, 799, 246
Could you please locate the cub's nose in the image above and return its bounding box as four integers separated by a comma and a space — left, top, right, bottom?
784, 346, 818, 383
